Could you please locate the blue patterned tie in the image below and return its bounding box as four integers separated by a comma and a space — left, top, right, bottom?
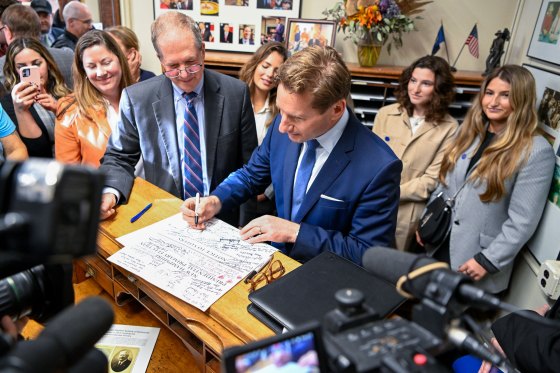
291, 139, 319, 220
182, 92, 204, 199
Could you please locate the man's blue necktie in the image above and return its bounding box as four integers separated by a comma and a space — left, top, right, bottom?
182, 92, 204, 199
291, 139, 319, 221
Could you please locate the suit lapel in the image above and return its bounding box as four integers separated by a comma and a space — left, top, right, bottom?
283, 141, 301, 220
152, 78, 183, 195
293, 115, 356, 222
203, 71, 224, 188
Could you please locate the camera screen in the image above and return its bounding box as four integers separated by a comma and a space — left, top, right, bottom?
233, 331, 321, 372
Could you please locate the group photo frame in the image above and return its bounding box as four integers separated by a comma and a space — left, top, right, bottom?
154, 0, 301, 53
285, 19, 336, 56
527, 0, 560, 66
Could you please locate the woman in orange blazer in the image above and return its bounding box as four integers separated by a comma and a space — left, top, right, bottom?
55, 30, 132, 167
373, 56, 458, 251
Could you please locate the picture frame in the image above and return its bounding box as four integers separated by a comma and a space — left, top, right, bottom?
285, 19, 336, 56
523, 63, 560, 264
527, 0, 560, 66
154, 0, 301, 53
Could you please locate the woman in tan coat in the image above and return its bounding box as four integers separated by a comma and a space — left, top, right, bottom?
373, 55, 458, 251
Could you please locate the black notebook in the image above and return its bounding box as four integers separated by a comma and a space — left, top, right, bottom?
248, 251, 405, 333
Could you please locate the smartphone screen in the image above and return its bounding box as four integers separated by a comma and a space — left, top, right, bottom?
19, 66, 41, 87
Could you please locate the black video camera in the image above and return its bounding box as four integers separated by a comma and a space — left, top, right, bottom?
0, 158, 104, 322
223, 289, 450, 373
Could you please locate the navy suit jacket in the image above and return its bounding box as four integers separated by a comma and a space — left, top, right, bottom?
100, 70, 257, 226
212, 111, 402, 265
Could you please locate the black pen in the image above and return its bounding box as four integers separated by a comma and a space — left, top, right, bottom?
130, 203, 152, 223
244, 256, 272, 283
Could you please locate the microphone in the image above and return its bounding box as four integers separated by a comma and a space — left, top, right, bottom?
447, 326, 503, 366
0, 296, 114, 373
362, 247, 502, 310
68, 348, 110, 373
40, 296, 114, 368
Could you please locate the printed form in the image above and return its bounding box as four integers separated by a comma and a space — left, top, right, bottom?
108, 213, 277, 311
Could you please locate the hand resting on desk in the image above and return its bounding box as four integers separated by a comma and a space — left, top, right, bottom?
100, 193, 118, 220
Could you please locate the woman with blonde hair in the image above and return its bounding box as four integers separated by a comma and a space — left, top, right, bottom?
55, 29, 133, 168
2, 38, 70, 157
238, 41, 287, 225
373, 55, 457, 251
419, 65, 555, 294
106, 25, 156, 83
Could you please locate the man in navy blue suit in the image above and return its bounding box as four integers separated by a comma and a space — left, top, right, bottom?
181, 46, 401, 265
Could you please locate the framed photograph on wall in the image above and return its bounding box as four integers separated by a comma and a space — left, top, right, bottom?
285, 19, 336, 56
154, 0, 301, 53
527, 0, 560, 66
523, 63, 560, 263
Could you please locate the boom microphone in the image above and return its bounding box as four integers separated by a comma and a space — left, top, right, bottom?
447, 326, 503, 366
0, 296, 114, 373
40, 296, 114, 367
362, 247, 502, 311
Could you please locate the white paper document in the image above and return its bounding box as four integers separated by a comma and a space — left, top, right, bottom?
96, 324, 159, 373
108, 213, 277, 311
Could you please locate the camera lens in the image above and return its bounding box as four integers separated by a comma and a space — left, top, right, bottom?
541, 278, 547, 288
0, 265, 46, 320
544, 270, 550, 279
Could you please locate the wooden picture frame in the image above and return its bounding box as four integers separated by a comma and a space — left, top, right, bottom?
527, 0, 560, 66
154, 0, 301, 53
285, 18, 336, 56
524, 63, 560, 263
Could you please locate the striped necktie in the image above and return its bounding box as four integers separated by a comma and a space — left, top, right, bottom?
291, 139, 319, 221
182, 91, 204, 199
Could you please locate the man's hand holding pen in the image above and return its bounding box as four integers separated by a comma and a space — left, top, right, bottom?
180, 195, 222, 229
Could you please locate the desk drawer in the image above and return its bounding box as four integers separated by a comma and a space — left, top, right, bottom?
79, 255, 114, 297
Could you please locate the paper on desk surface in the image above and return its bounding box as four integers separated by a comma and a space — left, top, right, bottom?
96, 324, 159, 373
108, 213, 277, 311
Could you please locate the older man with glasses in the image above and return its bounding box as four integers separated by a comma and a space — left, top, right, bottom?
99, 11, 257, 227
52, 1, 93, 50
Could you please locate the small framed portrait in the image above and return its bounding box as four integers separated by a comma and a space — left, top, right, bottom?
285, 19, 336, 56
154, 0, 300, 52
527, 0, 560, 65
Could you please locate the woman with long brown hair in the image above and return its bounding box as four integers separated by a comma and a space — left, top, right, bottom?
2, 37, 69, 157
55, 29, 133, 168
373, 55, 458, 251
420, 65, 555, 294
238, 41, 288, 225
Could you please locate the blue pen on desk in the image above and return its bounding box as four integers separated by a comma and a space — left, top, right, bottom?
130, 203, 152, 223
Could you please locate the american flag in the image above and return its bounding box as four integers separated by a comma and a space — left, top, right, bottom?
465, 24, 479, 58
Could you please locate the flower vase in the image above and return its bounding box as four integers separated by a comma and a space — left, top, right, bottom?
357, 34, 383, 67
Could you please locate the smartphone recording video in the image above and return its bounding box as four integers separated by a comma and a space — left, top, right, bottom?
19, 65, 41, 87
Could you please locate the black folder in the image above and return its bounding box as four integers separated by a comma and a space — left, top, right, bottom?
248, 251, 405, 333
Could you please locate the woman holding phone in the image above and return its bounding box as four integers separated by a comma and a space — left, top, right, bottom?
2, 38, 70, 157
55, 30, 133, 168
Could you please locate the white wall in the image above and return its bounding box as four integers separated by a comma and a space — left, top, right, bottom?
498, 0, 558, 311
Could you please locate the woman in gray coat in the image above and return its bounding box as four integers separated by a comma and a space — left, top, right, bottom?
420, 65, 555, 294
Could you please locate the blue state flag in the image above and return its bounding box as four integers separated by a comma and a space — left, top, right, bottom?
431, 25, 446, 55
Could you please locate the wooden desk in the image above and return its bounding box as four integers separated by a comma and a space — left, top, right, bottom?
77, 178, 300, 372
22, 278, 199, 372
